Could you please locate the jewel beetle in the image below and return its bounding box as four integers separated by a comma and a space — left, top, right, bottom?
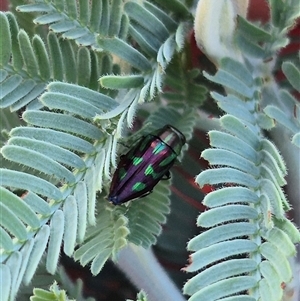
108, 124, 186, 205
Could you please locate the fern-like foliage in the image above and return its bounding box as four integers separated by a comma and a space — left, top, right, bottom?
164, 61, 208, 106
74, 201, 129, 275
18, 259, 95, 301
0, 0, 198, 297
0, 78, 194, 298
30, 282, 70, 301
17, 0, 128, 47
184, 60, 299, 299
183, 0, 300, 297
0, 78, 123, 298
0, 12, 114, 111
1, 0, 299, 300
264, 61, 300, 147
27, 272, 96, 301
13, 0, 195, 122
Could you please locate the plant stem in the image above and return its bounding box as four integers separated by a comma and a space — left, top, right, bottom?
117, 243, 186, 301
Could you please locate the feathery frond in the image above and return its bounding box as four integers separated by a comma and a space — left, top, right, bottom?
17, 0, 125, 47
183, 55, 300, 301
264, 61, 300, 147
1, 1, 299, 300
0, 12, 114, 111
74, 202, 129, 275
0, 80, 123, 299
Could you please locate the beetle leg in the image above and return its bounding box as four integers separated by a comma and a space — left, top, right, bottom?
162, 171, 171, 180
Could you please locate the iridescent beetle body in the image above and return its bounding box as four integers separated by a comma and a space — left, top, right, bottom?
108, 125, 186, 205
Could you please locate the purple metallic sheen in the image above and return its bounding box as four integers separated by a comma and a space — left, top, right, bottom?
108, 138, 176, 204
108, 125, 185, 205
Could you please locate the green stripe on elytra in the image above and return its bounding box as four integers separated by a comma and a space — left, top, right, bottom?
145, 165, 154, 175
133, 157, 143, 165
132, 182, 146, 191
144, 164, 161, 179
